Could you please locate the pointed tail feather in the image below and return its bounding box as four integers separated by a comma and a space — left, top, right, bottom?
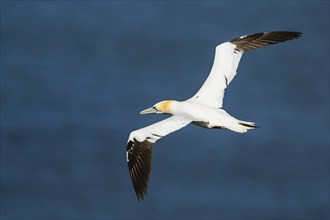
239, 121, 259, 128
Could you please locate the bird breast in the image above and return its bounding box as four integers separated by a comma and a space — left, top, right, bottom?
171, 101, 227, 123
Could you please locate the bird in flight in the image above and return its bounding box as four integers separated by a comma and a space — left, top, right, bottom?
126, 31, 302, 201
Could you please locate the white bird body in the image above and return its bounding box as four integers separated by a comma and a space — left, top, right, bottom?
125, 31, 302, 201
170, 101, 254, 133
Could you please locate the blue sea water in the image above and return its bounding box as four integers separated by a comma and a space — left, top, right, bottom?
1, 1, 329, 219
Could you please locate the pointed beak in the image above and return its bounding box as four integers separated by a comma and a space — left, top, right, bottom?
140, 107, 157, 115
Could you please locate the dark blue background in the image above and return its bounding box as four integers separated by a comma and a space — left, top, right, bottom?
1, 1, 329, 219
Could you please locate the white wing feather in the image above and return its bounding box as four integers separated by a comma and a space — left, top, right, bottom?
189, 42, 243, 108
189, 31, 302, 109
128, 116, 191, 143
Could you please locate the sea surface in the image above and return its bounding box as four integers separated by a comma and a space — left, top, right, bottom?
1, 1, 329, 219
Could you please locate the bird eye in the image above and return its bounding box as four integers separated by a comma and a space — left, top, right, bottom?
152, 106, 157, 110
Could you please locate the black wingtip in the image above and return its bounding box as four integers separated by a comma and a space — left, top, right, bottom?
126, 139, 153, 201
264, 31, 303, 39
230, 31, 303, 52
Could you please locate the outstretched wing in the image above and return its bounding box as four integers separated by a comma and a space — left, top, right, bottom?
189, 31, 302, 108
126, 116, 191, 201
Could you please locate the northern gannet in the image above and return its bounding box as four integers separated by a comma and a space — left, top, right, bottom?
126, 31, 302, 201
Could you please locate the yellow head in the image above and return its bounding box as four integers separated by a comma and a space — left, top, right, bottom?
140, 100, 175, 115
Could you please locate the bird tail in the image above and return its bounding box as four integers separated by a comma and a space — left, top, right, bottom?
239, 120, 259, 129
228, 120, 258, 133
